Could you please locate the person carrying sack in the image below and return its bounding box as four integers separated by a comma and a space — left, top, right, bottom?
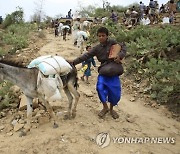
70, 27, 126, 119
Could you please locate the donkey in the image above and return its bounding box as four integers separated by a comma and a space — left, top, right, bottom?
76, 30, 88, 54
0, 59, 80, 136
62, 27, 69, 41
77, 35, 86, 54
81, 20, 92, 31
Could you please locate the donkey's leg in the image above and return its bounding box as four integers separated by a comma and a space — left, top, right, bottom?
43, 100, 58, 128
67, 82, 80, 118
26, 96, 33, 130
83, 41, 87, 50
20, 96, 33, 137
63, 87, 73, 119
80, 45, 83, 54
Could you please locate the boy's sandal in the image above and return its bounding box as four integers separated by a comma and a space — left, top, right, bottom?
81, 76, 85, 81
98, 109, 109, 118
86, 81, 90, 84
110, 110, 119, 119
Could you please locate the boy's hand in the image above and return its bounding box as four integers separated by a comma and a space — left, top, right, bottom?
114, 55, 122, 63
67, 60, 75, 66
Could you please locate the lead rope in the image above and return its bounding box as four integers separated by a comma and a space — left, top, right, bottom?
52, 56, 61, 75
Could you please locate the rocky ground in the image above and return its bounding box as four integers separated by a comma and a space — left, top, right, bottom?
0, 29, 179, 154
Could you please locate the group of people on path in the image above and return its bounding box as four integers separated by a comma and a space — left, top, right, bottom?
51, 8, 127, 119
50, 0, 179, 119
124, 0, 180, 25
52, 9, 74, 38
52, 18, 71, 41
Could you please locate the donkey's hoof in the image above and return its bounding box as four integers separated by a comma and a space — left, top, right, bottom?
19, 131, 26, 137
63, 114, 70, 120
72, 112, 76, 119
53, 123, 59, 128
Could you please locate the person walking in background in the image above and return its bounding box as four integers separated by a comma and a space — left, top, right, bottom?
68, 9, 72, 18
168, 0, 177, 24
139, 1, 145, 20
149, 0, 156, 24
54, 19, 59, 37
110, 10, 118, 23
177, 0, 180, 12
0, 16, 3, 24
80, 46, 96, 84
160, 4, 165, 13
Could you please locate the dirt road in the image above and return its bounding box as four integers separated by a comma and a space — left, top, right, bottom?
0, 31, 179, 154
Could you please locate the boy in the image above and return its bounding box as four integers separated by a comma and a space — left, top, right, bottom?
80, 46, 96, 84
71, 27, 126, 119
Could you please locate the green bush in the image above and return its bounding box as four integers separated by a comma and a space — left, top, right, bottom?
7, 24, 30, 35
0, 47, 5, 56
0, 23, 37, 53
2, 32, 28, 50
0, 81, 18, 110
115, 25, 180, 58
146, 59, 180, 104
2, 7, 24, 29
88, 24, 180, 105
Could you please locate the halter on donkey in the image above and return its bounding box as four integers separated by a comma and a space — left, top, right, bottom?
0, 59, 80, 136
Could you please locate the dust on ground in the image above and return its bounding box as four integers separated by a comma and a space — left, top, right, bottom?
0, 30, 179, 154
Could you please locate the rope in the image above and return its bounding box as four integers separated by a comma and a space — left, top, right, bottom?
40, 60, 59, 75
38, 55, 62, 75
52, 56, 61, 74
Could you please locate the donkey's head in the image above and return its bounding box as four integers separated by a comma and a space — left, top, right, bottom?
0, 59, 29, 83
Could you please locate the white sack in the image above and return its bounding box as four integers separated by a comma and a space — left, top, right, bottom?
28, 55, 72, 75
37, 71, 63, 102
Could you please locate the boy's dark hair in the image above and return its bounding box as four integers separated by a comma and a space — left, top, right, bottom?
97, 27, 109, 36
86, 45, 91, 50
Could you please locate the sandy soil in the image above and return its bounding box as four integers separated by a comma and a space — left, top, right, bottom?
0, 30, 179, 154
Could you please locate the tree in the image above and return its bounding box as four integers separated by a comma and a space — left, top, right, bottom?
31, 0, 46, 23
94, 8, 110, 18
2, 7, 24, 28
77, 4, 97, 17
54, 14, 64, 19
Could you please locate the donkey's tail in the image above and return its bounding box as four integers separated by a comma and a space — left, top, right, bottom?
74, 76, 79, 90
72, 65, 79, 90
68, 61, 79, 90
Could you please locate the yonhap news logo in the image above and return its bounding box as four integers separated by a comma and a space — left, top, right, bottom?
96, 132, 111, 148
96, 132, 176, 148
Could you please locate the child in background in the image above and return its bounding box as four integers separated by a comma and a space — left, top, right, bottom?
81, 46, 96, 84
